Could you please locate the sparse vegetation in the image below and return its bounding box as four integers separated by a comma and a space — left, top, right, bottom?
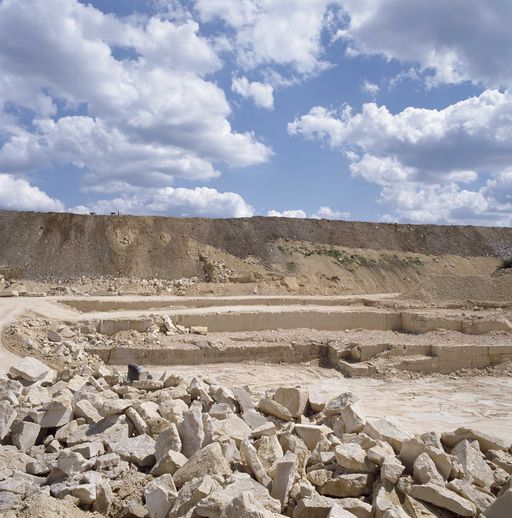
499, 257, 512, 270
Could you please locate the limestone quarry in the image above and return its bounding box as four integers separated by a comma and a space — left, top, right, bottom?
0, 210, 511, 517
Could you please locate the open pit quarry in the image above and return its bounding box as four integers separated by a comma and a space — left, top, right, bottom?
0, 210, 511, 517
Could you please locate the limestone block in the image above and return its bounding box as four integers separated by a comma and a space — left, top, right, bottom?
334, 498, 372, 518
196, 473, 280, 517
240, 439, 272, 488
9, 358, 49, 382
410, 483, 477, 517
144, 474, 177, 518
151, 449, 188, 476
293, 494, 332, 518
441, 428, 508, 452
271, 451, 298, 509
0, 402, 17, 440
320, 474, 373, 498
364, 418, 414, 453
173, 442, 232, 488
381, 458, 405, 485
155, 423, 182, 461
109, 434, 156, 467
452, 440, 494, 489
126, 407, 148, 435
11, 421, 41, 451
178, 402, 205, 458
74, 399, 102, 424
335, 443, 377, 474
274, 387, 309, 418
413, 453, 444, 485
170, 475, 221, 518
258, 398, 293, 422
232, 386, 256, 413
447, 479, 495, 515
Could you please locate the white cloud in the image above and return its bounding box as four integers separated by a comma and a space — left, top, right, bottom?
195, 0, 343, 75
312, 206, 350, 220
267, 206, 350, 220
362, 80, 379, 96
338, 0, 512, 88
267, 209, 307, 218
232, 76, 274, 109
0, 0, 271, 193
71, 187, 254, 218
0, 174, 64, 212
289, 89, 512, 224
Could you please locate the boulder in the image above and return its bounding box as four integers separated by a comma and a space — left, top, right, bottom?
155, 424, 182, 461
170, 475, 221, 518
271, 451, 298, 509
293, 494, 333, 518
125, 407, 148, 435
152, 449, 188, 476
274, 387, 309, 418
109, 434, 156, 467
9, 358, 49, 382
173, 442, 232, 488
381, 458, 405, 485
441, 428, 508, 452
144, 474, 177, 518
74, 399, 102, 424
335, 443, 377, 474
240, 439, 272, 488
410, 483, 477, 517
258, 398, 293, 422
0, 401, 17, 440
196, 473, 280, 517
452, 440, 494, 489
295, 424, 329, 451
413, 453, 444, 485
320, 474, 373, 498
178, 402, 205, 458
364, 418, 414, 453
11, 421, 41, 451
447, 479, 495, 515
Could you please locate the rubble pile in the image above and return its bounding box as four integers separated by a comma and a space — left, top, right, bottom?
0, 275, 200, 297
0, 356, 510, 517
5, 317, 208, 371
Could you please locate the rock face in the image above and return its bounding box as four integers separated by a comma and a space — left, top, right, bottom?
0, 356, 508, 517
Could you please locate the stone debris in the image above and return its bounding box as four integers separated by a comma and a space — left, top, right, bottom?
0, 356, 509, 517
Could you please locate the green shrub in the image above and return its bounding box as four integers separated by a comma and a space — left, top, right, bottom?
500, 257, 512, 270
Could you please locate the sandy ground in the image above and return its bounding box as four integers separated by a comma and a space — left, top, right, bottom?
148, 362, 512, 442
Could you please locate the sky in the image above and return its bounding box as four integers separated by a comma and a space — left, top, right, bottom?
0, 0, 512, 225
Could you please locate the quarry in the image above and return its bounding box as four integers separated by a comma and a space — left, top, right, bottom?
0, 210, 511, 517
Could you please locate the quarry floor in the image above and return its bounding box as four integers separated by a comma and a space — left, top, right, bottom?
1, 292, 511, 442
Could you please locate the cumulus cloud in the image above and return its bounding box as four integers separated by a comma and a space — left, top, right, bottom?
289, 89, 512, 224
267, 209, 307, 218
70, 187, 254, 218
0, 174, 64, 212
312, 206, 350, 220
338, 0, 512, 88
267, 206, 350, 220
195, 0, 342, 76
232, 76, 274, 109
0, 0, 271, 199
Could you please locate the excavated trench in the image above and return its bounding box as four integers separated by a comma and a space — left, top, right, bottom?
52, 296, 512, 375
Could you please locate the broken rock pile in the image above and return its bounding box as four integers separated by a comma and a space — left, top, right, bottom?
0, 356, 511, 517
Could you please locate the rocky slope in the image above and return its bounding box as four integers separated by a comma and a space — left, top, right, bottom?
1, 210, 511, 281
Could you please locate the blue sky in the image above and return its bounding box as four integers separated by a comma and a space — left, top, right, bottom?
0, 0, 511, 225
